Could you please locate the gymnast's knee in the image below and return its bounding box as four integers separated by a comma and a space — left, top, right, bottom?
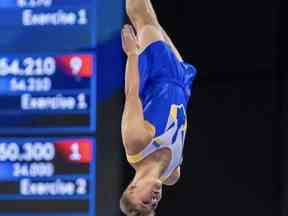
126, 0, 146, 17
126, 0, 156, 30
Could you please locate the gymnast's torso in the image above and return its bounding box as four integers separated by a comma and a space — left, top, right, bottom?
126, 40, 197, 182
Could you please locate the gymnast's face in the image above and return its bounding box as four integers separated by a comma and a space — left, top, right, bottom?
128, 178, 162, 212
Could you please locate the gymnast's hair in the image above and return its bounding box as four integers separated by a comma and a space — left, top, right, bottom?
120, 189, 155, 216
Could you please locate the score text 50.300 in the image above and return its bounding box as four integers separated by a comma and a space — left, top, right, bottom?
0, 142, 55, 162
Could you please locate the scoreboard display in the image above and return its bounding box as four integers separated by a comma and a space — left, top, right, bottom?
0, 0, 124, 216
0, 0, 96, 51
0, 137, 96, 216
0, 53, 96, 134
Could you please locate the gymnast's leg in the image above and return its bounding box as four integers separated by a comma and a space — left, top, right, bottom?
145, 0, 183, 61
126, 0, 183, 61
126, 0, 165, 50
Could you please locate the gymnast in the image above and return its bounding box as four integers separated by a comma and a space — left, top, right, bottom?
120, 0, 197, 215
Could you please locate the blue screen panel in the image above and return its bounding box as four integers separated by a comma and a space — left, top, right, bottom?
0, 137, 96, 216
0, 0, 96, 52
0, 52, 96, 134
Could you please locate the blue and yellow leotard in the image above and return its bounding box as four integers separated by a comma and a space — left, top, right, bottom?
126, 41, 197, 182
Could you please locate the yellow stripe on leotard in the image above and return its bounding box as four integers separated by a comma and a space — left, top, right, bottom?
126, 135, 161, 164
126, 152, 144, 164
184, 119, 187, 131
160, 175, 169, 183
171, 105, 178, 121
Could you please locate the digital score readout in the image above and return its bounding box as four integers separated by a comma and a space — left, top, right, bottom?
0, 137, 96, 216
0, 53, 96, 134
0, 0, 96, 51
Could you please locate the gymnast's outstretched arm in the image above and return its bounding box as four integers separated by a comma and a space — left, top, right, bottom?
121, 25, 154, 156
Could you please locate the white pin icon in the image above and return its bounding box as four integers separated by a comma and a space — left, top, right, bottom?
70, 56, 83, 76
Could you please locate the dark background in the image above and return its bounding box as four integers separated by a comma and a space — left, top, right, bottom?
0, 0, 279, 215
119, 0, 280, 215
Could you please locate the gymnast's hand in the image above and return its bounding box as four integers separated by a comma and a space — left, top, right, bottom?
121, 24, 139, 56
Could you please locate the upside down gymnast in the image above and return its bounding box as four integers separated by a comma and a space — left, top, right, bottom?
120, 0, 197, 215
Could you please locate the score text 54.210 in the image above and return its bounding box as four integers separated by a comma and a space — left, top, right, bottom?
0, 57, 56, 77
10, 77, 52, 92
